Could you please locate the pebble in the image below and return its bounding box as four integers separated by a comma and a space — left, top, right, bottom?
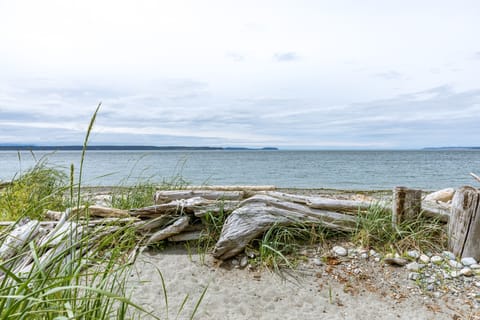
442, 251, 456, 260
407, 250, 420, 259
460, 267, 474, 277
408, 272, 420, 281
360, 252, 369, 259
450, 271, 460, 278
470, 264, 480, 269
419, 254, 430, 264
332, 246, 347, 257
430, 255, 443, 264
384, 257, 408, 266
313, 258, 323, 266
240, 256, 248, 268
460, 257, 477, 266
406, 262, 423, 272
426, 284, 435, 291
448, 260, 463, 269
369, 249, 378, 257
231, 259, 239, 266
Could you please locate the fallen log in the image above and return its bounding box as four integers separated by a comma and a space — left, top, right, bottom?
71, 205, 130, 218
306, 198, 373, 212
146, 216, 190, 244
193, 200, 240, 217
131, 197, 214, 217
0, 220, 40, 260
212, 195, 357, 260
154, 190, 244, 204
182, 185, 276, 191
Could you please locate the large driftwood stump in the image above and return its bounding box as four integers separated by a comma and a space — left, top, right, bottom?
212, 195, 357, 260
448, 186, 480, 260
392, 186, 422, 226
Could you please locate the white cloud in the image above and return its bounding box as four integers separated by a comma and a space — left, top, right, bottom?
1, 1, 480, 148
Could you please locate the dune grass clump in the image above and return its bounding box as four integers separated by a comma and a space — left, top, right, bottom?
0, 160, 68, 221
353, 204, 446, 253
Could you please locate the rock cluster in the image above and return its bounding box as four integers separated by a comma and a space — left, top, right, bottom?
306, 245, 480, 310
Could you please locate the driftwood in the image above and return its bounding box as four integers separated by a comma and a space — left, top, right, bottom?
146, 216, 190, 244
131, 197, 214, 217
183, 185, 276, 191
154, 190, 244, 204
0, 220, 40, 260
448, 186, 480, 260
470, 172, 480, 184
1, 186, 455, 269
392, 187, 422, 226
71, 205, 130, 218
212, 195, 357, 260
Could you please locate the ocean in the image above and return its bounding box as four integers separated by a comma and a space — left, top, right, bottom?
1, 150, 479, 190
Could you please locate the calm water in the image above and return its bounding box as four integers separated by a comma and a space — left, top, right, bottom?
1, 150, 479, 190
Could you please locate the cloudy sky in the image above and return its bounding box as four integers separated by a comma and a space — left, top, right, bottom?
1, 0, 479, 149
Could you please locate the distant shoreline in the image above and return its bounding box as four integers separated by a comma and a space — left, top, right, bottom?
0, 145, 279, 151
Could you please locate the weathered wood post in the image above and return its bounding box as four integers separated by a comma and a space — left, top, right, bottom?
448, 186, 480, 260
392, 186, 422, 226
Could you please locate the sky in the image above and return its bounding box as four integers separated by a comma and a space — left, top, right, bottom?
0, 0, 479, 149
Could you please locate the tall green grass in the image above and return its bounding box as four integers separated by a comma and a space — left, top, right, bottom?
0, 104, 205, 319
0, 158, 67, 221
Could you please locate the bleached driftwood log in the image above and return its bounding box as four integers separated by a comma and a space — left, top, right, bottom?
146, 216, 190, 244
470, 172, 480, 184
131, 197, 214, 217
448, 186, 480, 260
154, 190, 244, 204
183, 185, 276, 191
0, 220, 40, 260
212, 195, 357, 260
71, 205, 130, 218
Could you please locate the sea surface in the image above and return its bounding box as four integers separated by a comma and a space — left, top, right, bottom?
1, 150, 480, 190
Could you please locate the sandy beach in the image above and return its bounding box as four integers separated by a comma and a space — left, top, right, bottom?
126, 246, 478, 320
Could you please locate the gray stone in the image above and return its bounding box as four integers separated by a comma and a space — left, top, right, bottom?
442, 251, 456, 260
408, 272, 420, 281
460, 267, 474, 277
431, 255, 443, 264
406, 262, 423, 272
313, 258, 323, 266
470, 264, 480, 269
460, 257, 477, 266
240, 256, 248, 268
450, 270, 460, 278
407, 250, 420, 259
419, 254, 430, 264
360, 252, 369, 259
448, 260, 463, 269
384, 257, 408, 266
332, 246, 347, 257
231, 259, 239, 266
426, 284, 435, 291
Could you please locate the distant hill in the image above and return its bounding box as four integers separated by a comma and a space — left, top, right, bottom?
0, 145, 279, 151
422, 147, 480, 150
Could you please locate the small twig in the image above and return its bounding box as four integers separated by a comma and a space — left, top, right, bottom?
470, 172, 480, 183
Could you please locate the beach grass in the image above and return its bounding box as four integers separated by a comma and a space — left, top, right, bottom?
0, 104, 205, 319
